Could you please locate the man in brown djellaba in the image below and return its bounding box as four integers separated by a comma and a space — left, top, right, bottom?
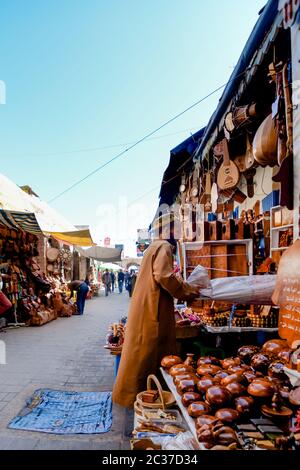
112, 214, 200, 408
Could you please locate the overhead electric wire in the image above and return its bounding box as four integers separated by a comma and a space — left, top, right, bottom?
48, 66, 253, 203
11, 127, 201, 158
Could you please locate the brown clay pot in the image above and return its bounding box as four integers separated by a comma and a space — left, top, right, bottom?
213, 426, 238, 446
182, 391, 202, 407
221, 373, 245, 386
277, 348, 292, 364
196, 415, 219, 428
197, 364, 222, 376
174, 373, 198, 386
234, 395, 255, 414
237, 345, 260, 364
176, 379, 196, 394
225, 381, 247, 398
250, 353, 270, 373
221, 357, 241, 370
242, 370, 259, 384
247, 378, 275, 398
188, 401, 211, 418
197, 356, 221, 367
262, 339, 288, 357
215, 408, 240, 424
161, 355, 182, 369
206, 385, 232, 407
214, 371, 229, 383
227, 364, 250, 374
184, 353, 197, 369
196, 376, 216, 394
169, 364, 194, 377
197, 424, 215, 445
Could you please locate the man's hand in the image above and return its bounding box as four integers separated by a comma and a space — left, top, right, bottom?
186, 284, 200, 300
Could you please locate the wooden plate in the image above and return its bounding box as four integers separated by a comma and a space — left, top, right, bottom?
261, 404, 293, 418
47, 248, 60, 262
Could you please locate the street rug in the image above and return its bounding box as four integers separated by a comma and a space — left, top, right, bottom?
8, 389, 112, 434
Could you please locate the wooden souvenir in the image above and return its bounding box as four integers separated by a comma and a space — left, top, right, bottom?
216, 139, 240, 190
211, 245, 228, 278
227, 244, 248, 276
222, 219, 235, 240
253, 114, 278, 166
209, 221, 222, 241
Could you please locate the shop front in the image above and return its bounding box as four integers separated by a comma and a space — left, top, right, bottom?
129, 0, 300, 451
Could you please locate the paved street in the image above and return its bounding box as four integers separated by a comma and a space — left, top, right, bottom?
0, 290, 132, 450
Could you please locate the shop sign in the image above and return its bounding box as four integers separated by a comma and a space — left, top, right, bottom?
272, 239, 300, 346
279, 0, 300, 28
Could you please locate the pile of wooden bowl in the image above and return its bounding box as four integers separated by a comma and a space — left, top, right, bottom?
161, 339, 298, 449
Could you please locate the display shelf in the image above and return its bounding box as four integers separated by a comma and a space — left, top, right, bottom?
271, 224, 293, 231
270, 206, 294, 255
201, 324, 278, 334
271, 247, 290, 251
283, 367, 300, 387
181, 239, 254, 281
160, 368, 198, 441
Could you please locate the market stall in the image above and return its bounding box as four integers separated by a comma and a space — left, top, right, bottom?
130, 0, 300, 451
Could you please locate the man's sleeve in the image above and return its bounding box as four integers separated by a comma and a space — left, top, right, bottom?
153, 243, 197, 300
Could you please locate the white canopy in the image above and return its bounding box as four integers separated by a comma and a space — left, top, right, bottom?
0, 173, 76, 232
77, 246, 122, 262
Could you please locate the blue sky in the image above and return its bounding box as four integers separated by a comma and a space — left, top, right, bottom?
0, 0, 266, 255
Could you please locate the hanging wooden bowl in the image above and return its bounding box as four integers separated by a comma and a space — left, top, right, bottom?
136, 375, 175, 410
253, 114, 278, 166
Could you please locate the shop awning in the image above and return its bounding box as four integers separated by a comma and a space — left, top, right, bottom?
50, 229, 95, 247
77, 246, 122, 262
0, 209, 42, 234
0, 173, 95, 245
0, 209, 95, 245
158, 128, 206, 206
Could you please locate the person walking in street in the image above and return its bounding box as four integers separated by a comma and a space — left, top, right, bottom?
102, 269, 111, 297
110, 270, 116, 292
68, 279, 89, 315
117, 269, 125, 293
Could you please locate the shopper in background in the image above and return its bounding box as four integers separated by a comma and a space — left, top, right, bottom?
117, 269, 125, 294
124, 270, 130, 292
128, 270, 137, 298
68, 279, 89, 315
102, 269, 111, 297
110, 270, 116, 292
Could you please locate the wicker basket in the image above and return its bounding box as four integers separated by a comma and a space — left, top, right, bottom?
136, 374, 175, 410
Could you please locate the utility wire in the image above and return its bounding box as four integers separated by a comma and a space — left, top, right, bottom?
49, 67, 252, 203
12, 127, 201, 158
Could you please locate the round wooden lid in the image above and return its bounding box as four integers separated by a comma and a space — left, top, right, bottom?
261, 404, 293, 418
47, 247, 59, 262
